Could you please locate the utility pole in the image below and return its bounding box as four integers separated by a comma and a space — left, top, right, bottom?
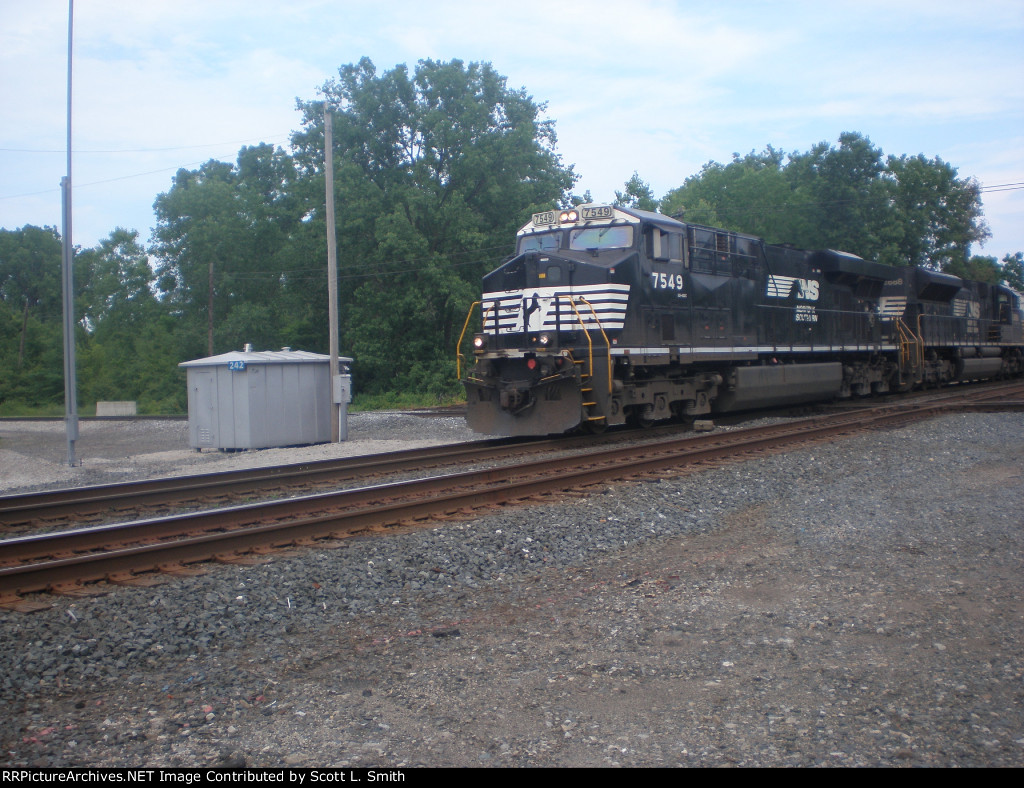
324, 106, 341, 442
60, 0, 79, 467
207, 259, 214, 356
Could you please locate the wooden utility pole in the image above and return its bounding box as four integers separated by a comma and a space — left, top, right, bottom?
325, 106, 341, 442
208, 259, 214, 356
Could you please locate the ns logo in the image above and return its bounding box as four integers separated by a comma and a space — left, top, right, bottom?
767, 275, 820, 302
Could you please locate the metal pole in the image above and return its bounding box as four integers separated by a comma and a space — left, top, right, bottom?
61, 0, 78, 466
324, 106, 341, 442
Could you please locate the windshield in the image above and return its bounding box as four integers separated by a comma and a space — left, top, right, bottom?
569, 225, 634, 251
518, 231, 561, 253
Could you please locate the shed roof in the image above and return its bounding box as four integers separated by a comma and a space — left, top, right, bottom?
179, 348, 351, 368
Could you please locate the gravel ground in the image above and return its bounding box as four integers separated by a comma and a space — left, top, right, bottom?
1, 411, 1022, 767
0, 412, 479, 494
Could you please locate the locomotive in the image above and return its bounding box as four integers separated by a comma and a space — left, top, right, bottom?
458, 204, 1024, 436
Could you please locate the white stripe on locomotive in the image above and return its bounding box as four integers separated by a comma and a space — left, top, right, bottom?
482, 284, 631, 333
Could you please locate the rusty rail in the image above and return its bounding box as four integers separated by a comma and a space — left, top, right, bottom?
1, 396, 1004, 608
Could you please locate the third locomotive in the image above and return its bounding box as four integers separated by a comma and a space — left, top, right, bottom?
459, 204, 1024, 436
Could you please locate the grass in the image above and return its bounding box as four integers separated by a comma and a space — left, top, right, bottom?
349, 391, 466, 413
1, 393, 465, 418
0, 402, 68, 418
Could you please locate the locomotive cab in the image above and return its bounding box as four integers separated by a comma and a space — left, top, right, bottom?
461, 205, 647, 435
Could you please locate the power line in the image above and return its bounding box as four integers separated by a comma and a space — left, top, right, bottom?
0, 135, 292, 155
980, 184, 1024, 194
0, 157, 268, 201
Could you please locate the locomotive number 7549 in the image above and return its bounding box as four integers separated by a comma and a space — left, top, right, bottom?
651, 272, 685, 291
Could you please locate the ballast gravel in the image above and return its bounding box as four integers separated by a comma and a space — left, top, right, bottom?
0, 411, 1022, 767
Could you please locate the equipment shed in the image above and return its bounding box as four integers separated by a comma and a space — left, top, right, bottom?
179, 347, 350, 451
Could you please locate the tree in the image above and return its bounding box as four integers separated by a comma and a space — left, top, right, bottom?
944, 255, 1002, 284
615, 172, 658, 212
783, 132, 896, 257
659, 133, 991, 269
661, 146, 799, 240
290, 57, 577, 395
151, 145, 303, 357
1001, 252, 1024, 291
77, 228, 158, 332
885, 153, 989, 270
0, 225, 63, 368
152, 160, 243, 356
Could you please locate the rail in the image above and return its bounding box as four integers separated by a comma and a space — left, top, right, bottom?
4, 394, 1015, 609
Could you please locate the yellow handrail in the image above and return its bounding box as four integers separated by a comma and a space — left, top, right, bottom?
562, 295, 595, 382
915, 313, 925, 366
574, 296, 614, 395
894, 316, 924, 382
456, 301, 494, 380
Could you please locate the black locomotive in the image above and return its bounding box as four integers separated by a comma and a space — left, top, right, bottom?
458, 204, 1024, 436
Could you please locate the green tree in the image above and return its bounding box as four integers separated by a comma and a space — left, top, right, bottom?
77, 228, 157, 331
615, 172, 658, 212
783, 132, 896, 257
885, 153, 989, 270
290, 57, 577, 395
72, 228, 191, 412
0, 226, 69, 410
661, 146, 799, 240
1001, 252, 1024, 291
152, 159, 243, 356
151, 144, 303, 357
659, 133, 990, 269
0, 225, 63, 368
944, 255, 1002, 284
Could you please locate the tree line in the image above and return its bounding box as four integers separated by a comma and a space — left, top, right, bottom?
1, 59, 1021, 414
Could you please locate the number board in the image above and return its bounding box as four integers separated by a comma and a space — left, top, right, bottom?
581, 206, 614, 220
227, 360, 247, 371
532, 210, 556, 226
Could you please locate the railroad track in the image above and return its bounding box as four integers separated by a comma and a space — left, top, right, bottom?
0, 428, 695, 530
0, 435, 532, 528
3, 379, 1022, 531
1, 385, 1021, 611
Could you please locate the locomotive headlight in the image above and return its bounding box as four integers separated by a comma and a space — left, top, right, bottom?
558, 209, 579, 223
537, 332, 551, 347
473, 334, 488, 351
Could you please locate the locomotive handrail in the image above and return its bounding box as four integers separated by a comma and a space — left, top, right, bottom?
456, 300, 494, 380
455, 300, 480, 380
574, 296, 614, 395
559, 294, 595, 386
894, 316, 924, 386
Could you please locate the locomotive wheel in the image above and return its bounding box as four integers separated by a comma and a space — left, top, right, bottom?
629, 406, 655, 429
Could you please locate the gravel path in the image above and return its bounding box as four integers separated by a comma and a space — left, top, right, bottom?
1, 412, 1022, 767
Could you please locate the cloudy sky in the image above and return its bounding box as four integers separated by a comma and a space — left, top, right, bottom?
2, 0, 1022, 258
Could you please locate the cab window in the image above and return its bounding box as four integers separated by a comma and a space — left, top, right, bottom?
647, 227, 684, 263
568, 225, 634, 250
518, 231, 561, 253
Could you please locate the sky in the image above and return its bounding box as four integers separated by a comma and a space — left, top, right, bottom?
2, 0, 1022, 259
